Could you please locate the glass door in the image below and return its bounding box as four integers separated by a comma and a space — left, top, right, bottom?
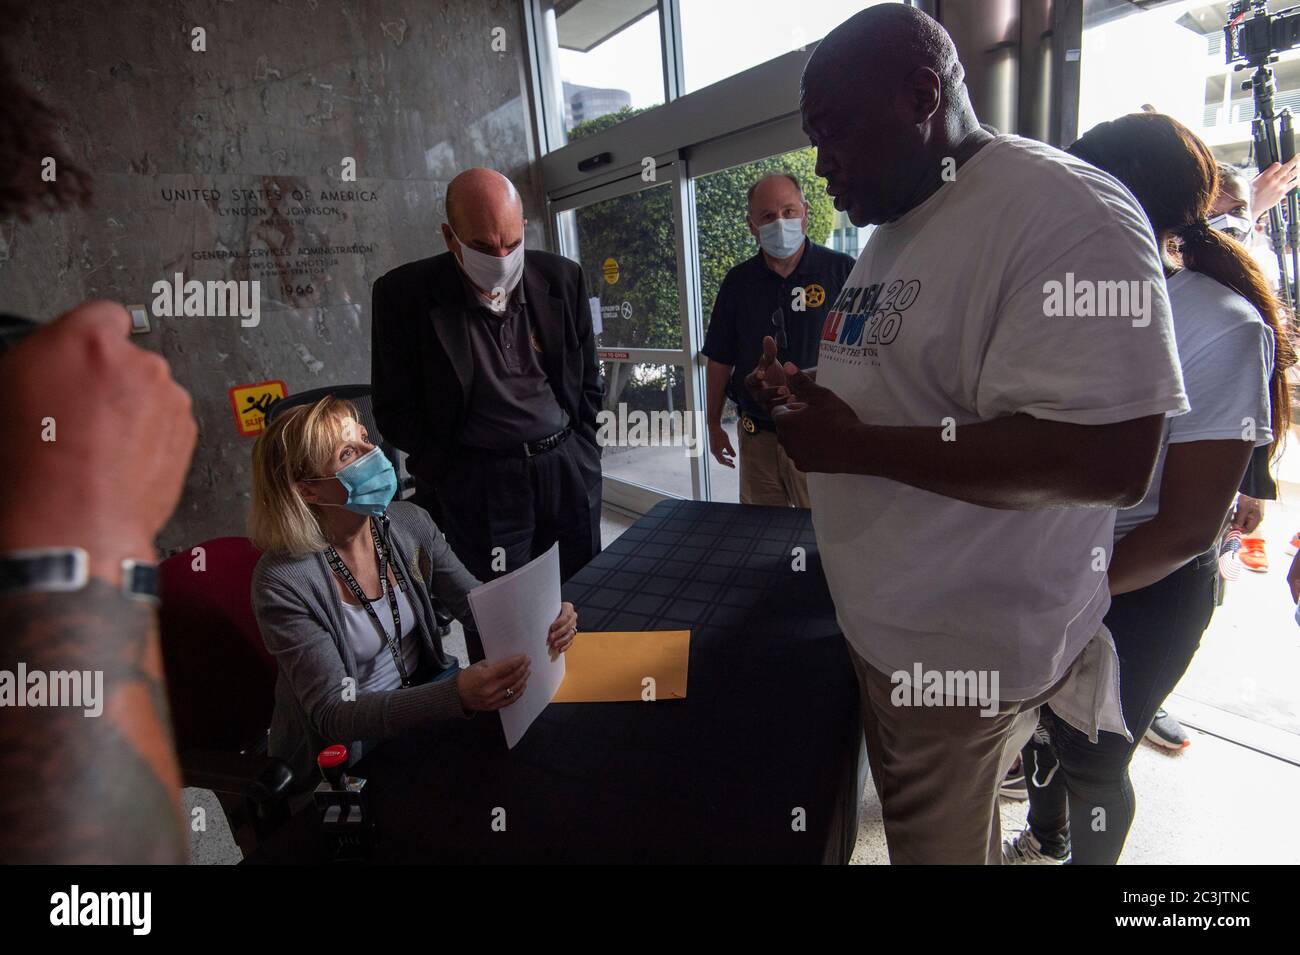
689, 144, 850, 501
553, 161, 709, 513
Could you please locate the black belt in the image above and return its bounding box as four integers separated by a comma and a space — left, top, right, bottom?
464, 427, 571, 459
739, 414, 775, 435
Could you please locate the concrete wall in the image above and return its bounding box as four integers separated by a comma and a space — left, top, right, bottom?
0, 0, 545, 551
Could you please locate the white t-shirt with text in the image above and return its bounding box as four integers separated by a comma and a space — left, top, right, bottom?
808, 134, 1188, 700
1113, 268, 1275, 540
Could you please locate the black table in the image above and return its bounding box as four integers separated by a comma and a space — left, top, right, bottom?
250, 500, 866, 864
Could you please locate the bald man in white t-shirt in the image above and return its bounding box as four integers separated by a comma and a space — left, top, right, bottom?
747, 6, 1186, 864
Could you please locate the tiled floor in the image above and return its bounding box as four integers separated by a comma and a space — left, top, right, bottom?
1168, 486, 1300, 752
186, 503, 1300, 864
853, 728, 1300, 864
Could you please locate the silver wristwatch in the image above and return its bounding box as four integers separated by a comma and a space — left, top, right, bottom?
0, 547, 159, 602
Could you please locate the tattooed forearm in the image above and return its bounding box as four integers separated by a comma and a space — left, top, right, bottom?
0, 579, 186, 863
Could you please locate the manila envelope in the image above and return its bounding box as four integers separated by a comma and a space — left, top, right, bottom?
552, 630, 690, 702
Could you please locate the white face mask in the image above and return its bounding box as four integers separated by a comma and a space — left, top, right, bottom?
1208, 212, 1252, 240
451, 227, 525, 312
756, 217, 805, 259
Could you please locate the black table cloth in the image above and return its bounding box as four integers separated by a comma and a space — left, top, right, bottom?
248, 499, 866, 864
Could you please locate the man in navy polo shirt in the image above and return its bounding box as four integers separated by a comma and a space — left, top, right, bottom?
701, 172, 854, 506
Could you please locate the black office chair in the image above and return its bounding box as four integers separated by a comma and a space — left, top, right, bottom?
265, 385, 452, 635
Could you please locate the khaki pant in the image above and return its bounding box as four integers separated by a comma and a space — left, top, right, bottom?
739, 427, 810, 507
848, 647, 1067, 864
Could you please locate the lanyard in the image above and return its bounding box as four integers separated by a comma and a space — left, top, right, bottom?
325, 520, 412, 687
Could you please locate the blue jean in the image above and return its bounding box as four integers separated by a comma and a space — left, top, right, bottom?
1022, 547, 1218, 864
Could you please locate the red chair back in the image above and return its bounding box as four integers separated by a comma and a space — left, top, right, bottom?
158, 537, 276, 753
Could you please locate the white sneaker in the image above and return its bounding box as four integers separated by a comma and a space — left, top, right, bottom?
1002, 827, 1070, 864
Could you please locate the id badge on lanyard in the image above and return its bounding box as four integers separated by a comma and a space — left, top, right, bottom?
326, 521, 411, 687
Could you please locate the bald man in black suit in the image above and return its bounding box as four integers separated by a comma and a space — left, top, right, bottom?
372, 169, 603, 631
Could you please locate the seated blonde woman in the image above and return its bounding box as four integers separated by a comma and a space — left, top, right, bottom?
249, 396, 577, 789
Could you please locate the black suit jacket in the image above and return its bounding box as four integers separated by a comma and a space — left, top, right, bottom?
371, 249, 603, 485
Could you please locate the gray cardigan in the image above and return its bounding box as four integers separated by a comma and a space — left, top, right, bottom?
250, 501, 482, 788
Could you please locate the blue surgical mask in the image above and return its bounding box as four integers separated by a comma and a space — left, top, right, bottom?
757, 218, 805, 259
304, 446, 397, 517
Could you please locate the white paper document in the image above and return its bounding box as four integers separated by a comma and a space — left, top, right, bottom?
466, 542, 565, 749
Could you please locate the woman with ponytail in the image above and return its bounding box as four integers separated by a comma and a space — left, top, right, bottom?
1003, 112, 1293, 864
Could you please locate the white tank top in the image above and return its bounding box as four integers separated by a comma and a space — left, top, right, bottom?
340, 584, 420, 693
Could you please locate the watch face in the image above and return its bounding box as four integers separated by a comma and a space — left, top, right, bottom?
122, 560, 159, 601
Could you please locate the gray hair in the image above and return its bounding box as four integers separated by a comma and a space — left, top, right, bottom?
746, 171, 805, 210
